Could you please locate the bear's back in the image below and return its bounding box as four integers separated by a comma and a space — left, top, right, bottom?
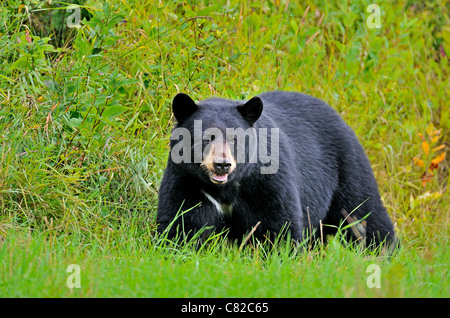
256, 91, 354, 158
257, 91, 345, 133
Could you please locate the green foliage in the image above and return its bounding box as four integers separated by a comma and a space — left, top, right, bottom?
0, 0, 448, 297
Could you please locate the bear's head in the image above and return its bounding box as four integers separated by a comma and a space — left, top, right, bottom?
169, 93, 263, 186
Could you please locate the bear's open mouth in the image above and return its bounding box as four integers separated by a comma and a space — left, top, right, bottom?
211, 173, 228, 184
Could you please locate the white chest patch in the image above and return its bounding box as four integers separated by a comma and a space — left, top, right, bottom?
201, 190, 233, 218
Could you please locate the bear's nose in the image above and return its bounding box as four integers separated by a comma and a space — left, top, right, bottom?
213, 161, 231, 174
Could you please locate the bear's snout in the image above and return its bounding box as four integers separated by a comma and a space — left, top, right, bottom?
213, 160, 232, 175
201, 140, 236, 184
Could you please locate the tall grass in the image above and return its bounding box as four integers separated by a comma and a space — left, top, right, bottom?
0, 0, 448, 297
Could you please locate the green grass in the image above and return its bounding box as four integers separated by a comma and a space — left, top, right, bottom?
0, 0, 449, 297
1, 229, 447, 297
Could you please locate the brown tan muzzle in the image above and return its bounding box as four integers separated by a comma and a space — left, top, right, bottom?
201, 141, 236, 184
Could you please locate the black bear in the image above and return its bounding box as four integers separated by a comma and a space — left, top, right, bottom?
157, 91, 398, 251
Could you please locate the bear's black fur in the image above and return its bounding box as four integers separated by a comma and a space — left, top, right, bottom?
157, 91, 397, 250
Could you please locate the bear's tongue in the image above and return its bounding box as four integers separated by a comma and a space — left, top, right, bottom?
212, 173, 228, 182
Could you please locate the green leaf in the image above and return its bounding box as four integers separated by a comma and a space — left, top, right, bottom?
9, 55, 29, 71
115, 78, 139, 87
102, 105, 129, 122
69, 117, 83, 129
290, 20, 298, 34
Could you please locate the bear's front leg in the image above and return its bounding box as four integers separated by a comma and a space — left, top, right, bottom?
157, 179, 224, 242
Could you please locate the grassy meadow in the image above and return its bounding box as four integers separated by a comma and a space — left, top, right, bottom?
0, 0, 449, 297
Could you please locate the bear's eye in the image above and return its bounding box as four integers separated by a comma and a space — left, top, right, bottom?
204, 134, 215, 144
227, 135, 238, 145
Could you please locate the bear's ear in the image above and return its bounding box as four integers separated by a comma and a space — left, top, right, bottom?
237, 96, 263, 125
172, 93, 198, 124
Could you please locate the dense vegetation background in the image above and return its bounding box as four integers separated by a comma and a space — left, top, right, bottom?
0, 0, 448, 297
